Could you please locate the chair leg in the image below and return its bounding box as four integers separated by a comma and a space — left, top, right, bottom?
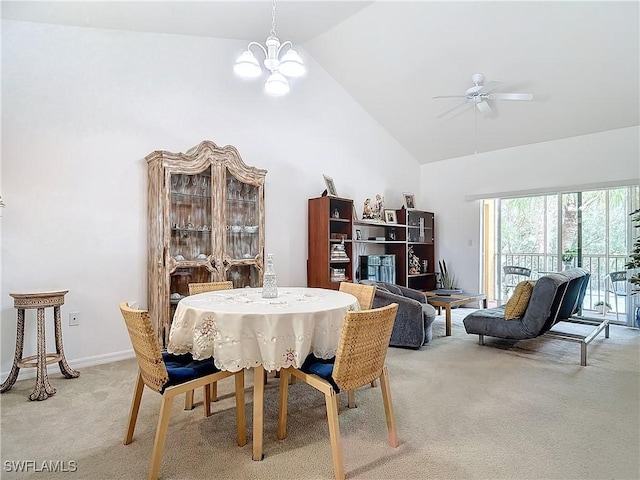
148, 394, 175, 480
379, 367, 399, 448
235, 370, 247, 447
277, 369, 290, 440
124, 373, 145, 445
203, 385, 211, 417
325, 392, 345, 480
184, 389, 194, 410
210, 382, 218, 402
347, 390, 356, 409
371, 380, 377, 388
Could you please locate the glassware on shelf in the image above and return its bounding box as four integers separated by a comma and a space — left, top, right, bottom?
171, 175, 180, 193
262, 253, 278, 298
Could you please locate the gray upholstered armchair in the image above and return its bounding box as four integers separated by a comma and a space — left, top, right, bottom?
360, 280, 437, 348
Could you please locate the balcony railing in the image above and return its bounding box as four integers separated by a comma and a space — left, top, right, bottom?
498, 254, 629, 316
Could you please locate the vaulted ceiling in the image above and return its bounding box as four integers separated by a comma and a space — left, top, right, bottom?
3, 1, 639, 164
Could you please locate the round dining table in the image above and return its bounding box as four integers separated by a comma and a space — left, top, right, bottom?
167, 286, 360, 460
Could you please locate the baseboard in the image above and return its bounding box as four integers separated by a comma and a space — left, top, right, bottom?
1, 349, 135, 382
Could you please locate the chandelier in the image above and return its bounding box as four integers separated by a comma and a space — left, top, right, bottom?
233, 0, 305, 96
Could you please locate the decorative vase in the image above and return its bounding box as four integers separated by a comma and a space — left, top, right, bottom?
262, 253, 278, 298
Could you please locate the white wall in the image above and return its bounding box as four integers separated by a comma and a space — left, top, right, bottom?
1, 21, 421, 375
421, 126, 640, 293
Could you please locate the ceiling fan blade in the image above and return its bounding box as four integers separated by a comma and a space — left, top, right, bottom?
476, 99, 492, 117
488, 92, 533, 101
433, 95, 467, 99
478, 80, 501, 94
436, 100, 471, 118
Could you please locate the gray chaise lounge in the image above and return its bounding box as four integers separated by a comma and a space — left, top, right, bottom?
463, 268, 609, 365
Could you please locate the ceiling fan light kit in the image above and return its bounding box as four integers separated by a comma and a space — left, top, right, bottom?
233, 0, 305, 96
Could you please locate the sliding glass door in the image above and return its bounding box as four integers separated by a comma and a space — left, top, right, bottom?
485, 185, 638, 325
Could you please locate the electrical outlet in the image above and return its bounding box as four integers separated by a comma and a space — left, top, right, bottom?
69, 312, 80, 326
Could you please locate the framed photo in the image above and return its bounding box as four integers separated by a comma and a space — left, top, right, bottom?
384, 209, 398, 224
323, 174, 338, 197
402, 193, 416, 209
355, 229, 362, 240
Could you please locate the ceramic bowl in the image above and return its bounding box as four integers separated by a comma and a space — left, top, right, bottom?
244, 225, 259, 233
230, 225, 243, 233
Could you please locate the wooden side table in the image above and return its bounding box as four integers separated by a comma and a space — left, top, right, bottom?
1, 290, 80, 400
425, 290, 488, 336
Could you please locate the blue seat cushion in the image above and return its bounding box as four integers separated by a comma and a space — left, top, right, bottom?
161, 351, 219, 392
300, 354, 340, 392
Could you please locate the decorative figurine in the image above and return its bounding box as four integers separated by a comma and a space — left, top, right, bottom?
408, 246, 421, 275
373, 194, 384, 220
362, 198, 374, 219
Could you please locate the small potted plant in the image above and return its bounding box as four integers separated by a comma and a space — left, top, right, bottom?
594, 301, 612, 315
562, 249, 577, 270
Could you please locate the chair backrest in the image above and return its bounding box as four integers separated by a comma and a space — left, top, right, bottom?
119, 302, 168, 393
339, 282, 376, 310
332, 303, 399, 392
188, 281, 233, 296
607, 271, 628, 295
504, 265, 532, 278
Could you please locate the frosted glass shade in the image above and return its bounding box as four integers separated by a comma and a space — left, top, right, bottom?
265, 72, 290, 96
234, 51, 262, 78
278, 49, 305, 77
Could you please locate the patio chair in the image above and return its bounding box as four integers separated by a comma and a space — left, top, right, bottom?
605, 271, 628, 321
277, 303, 399, 480
119, 302, 246, 480
503, 265, 532, 299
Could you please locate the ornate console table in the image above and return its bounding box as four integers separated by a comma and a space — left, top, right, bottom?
1, 290, 80, 400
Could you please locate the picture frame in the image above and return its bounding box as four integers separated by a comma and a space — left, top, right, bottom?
355, 229, 362, 240
402, 192, 416, 209
323, 174, 338, 197
384, 209, 398, 224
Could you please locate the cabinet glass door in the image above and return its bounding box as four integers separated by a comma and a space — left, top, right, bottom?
224, 168, 262, 287
168, 167, 214, 310
169, 168, 213, 261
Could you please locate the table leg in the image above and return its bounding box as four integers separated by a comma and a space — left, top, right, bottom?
53, 305, 80, 378
445, 305, 452, 336
1, 308, 25, 393
30, 308, 56, 401
252, 365, 265, 461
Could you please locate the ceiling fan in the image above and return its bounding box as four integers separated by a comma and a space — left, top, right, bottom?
433, 73, 533, 118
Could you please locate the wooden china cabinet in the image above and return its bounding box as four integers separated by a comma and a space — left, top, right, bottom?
146, 140, 267, 345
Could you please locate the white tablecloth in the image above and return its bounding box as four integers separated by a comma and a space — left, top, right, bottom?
168, 287, 359, 371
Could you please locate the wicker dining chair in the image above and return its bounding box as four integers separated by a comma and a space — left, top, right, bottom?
338, 281, 375, 310
184, 281, 234, 408
277, 303, 399, 480
188, 281, 234, 296
119, 303, 246, 480
338, 281, 377, 406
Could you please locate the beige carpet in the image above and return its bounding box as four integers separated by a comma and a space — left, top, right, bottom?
1, 309, 639, 480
